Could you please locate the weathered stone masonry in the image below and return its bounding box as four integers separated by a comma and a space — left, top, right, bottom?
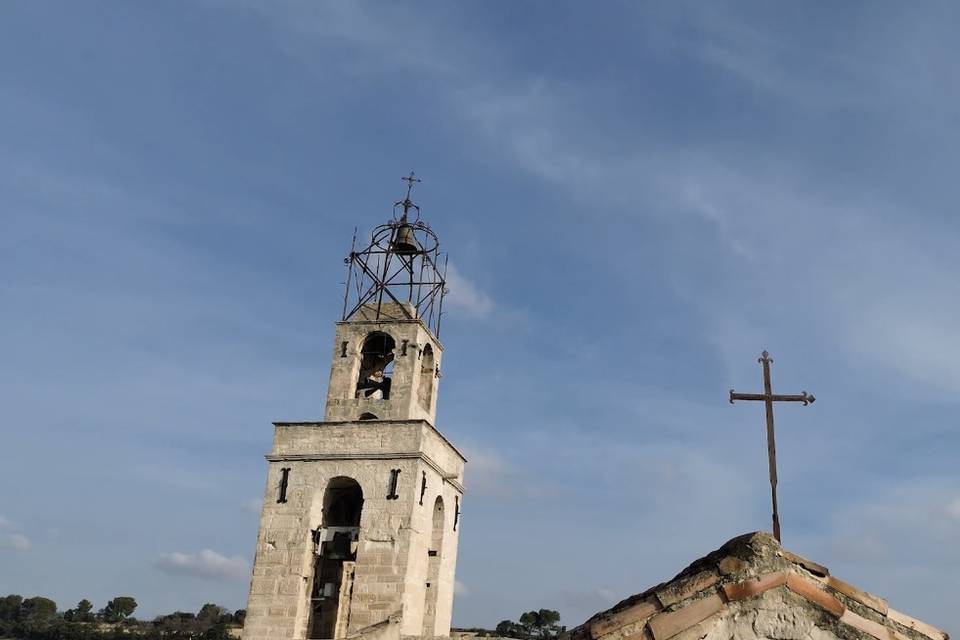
241, 303, 465, 640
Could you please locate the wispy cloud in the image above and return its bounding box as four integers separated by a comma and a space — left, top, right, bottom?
444, 263, 494, 320
155, 549, 249, 582
459, 442, 542, 499
2, 533, 31, 552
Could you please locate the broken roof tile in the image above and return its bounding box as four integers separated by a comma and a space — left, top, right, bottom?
654, 571, 718, 608
780, 548, 830, 577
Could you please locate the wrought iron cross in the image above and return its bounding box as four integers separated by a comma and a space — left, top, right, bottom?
729, 351, 814, 543
401, 171, 421, 198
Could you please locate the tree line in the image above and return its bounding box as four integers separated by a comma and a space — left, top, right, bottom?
0, 594, 244, 640
494, 609, 565, 640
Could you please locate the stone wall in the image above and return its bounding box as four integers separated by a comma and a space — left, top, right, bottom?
324, 308, 443, 425
242, 420, 464, 640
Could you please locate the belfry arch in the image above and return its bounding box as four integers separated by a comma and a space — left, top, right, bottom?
417, 344, 435, 413
308, 477, 363, 639
355, 332, 395, 400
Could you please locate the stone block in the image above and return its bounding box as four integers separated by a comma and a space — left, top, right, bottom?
250, 579, 277, 596
717, 556, 748, 576
278, 578, 300, 595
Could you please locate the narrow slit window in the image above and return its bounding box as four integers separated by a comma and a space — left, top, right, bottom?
453, 496, 460, 531
277, 467, 291, 504
419, 471, 427, 506
387, 469, 401, 500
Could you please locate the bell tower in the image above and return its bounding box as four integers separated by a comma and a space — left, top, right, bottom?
242, 174, 466, 640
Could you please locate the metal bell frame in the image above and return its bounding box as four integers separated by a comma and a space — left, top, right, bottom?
340, 174, 448, 338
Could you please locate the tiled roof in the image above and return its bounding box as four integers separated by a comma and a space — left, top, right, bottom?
568, 532, 948, 640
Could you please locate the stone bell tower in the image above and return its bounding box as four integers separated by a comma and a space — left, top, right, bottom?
242, 175, 466, 640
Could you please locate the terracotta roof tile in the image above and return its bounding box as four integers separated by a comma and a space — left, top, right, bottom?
590, 601, 659, 639
647, 595, 723, 640
888, 608, 949, 640
841, 609, 898, 640
826, 576, 889, 616
721, 572, 787, 601
785, 574, 845, 618
780, 549, 830, 577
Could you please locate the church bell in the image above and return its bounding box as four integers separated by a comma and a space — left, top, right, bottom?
391, 222, 419, 255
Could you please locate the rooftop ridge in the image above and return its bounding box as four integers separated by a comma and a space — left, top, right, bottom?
568, 532, 948, 640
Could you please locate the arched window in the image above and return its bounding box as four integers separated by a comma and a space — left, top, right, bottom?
322, 477, 364, 528
417, 344, 435, 412
309, 477, 364, 639
355, 332, 395, 400
358, 412, 379, 421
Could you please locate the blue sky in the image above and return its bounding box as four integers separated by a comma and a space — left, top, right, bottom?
3, 0, 960, 634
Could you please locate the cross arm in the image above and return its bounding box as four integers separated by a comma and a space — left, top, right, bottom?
729, 391, 765, 403
729, 390, 815, 405
772, 392, 815, 405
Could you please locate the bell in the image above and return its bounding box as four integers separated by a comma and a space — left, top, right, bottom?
391, 222, 419, 255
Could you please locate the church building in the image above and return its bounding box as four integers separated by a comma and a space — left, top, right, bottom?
241, 176, 466, 640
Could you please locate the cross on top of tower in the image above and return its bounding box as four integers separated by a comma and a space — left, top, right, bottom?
402, 171, 421, 198
396, 171, 422, 222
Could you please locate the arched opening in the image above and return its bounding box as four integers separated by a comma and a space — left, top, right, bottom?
421, 495, 445, 636
355, 332, 395, 400
358, 412, 378, 421
309, 477, 363, 639
417, 344, 435, 412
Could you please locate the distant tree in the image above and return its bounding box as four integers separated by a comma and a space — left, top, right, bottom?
197, 604, 227, 626
99, 597, 137, 623
496, 620, 527, 639
232, 609, 246, 626
203, 622, 232, 640
64, 599, 96, 622
21, 596, 58, 622
496, 610, 564, 640
0, 594, 23, 621
153, 610, 201, 635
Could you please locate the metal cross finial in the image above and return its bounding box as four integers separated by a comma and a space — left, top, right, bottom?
396, 171, 422, 222
729, 350, 815, 543
402, 171, 421, 199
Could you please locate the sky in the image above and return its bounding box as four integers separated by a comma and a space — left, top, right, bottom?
2, 0, 960, 635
